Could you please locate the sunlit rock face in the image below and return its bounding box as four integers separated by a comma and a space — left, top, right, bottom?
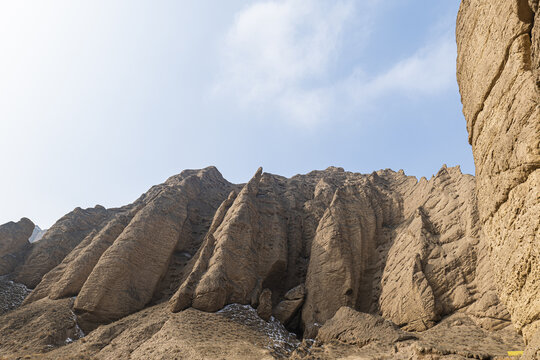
2, 163, 506, 339
456, 0, 540, 350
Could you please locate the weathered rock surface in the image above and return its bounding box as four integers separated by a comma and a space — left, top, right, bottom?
0, 1, 536, 357
457, 0, 540, 349
0, 217, 34, 275
14, 206, 117, 288
291, 307, 523, 359
165, 165, 509, 339
257, 288, 273, 321
14, 303, 299, 360
0, 297, 84, 357
0, 164, 526, 358
19, 167, 234, 332
273, 284, 305, 326
316, 307, 415, 346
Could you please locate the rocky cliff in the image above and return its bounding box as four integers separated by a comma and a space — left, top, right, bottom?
0, 165, 525, 359
456, 0, 540, 355
0, 1, 537, 358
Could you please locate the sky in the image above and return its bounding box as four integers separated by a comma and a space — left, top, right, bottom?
0, 0, 472, 228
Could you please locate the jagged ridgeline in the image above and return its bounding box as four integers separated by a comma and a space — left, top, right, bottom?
0, 0, 538, 358
0, 165, 523, 358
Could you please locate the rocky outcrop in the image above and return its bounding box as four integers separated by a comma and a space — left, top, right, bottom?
457, 0, 540, 347
0, 297, 84, 356
8, 303, 299, 360
291, 307, 523, 359
14, 206, 117, 288
0, 217, 34, 275
273, 284, 305, 326
20, 167, 235, 331
316, 307, 415, 346
165, 165, 508, 338
0, 165, 524, 358
257, 288, 273, 321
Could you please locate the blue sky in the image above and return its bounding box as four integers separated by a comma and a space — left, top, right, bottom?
0, 0, 471, 228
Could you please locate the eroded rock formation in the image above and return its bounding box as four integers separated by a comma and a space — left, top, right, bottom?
0, 1, 536, 358
457, 0, 540, 349
21, 167, 235, 331
0, 164, 527, 358
0, 217, 34, 275
164, 165, 508, 339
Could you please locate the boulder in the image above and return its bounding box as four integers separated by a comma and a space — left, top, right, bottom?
257, 288, 272, 321
273, 298, 303, 325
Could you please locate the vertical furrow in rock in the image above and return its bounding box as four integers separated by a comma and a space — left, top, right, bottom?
67, 167, 233, 331
169, 190, 238, 312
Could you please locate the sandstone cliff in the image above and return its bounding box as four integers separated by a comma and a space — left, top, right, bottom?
0, 1, 535, 358
456, 0, 540, 353
0, 165, 525, 359
21, 167, 235, 331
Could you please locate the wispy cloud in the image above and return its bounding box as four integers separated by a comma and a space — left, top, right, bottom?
214, 0, 456, 127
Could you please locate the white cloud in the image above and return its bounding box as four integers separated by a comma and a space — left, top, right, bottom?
363, 36, 456, 96
214, 0, 361, 126
214, 0, 457, 127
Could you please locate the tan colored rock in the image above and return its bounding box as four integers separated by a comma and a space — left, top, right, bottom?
28, 303, 299, 360
302, 166, 501, 335
15, 205, 116, 288
170, 168, 291, 313
284, 283, 305, 300
273, 298, 303, 325
0, 164, 523, 358
13, 167, 233, 331
292, 308, 523, 360
23, 210, 136, 304
302, 180, 397, 336
257, 288, 272, 321
457, 0, 540, 345
166, 165, 507, 338
0, 217, 34, 275
0, 297, 83, 358
72, 167, 233, 330
273, 284, 305, 325
316, 307, 415, 346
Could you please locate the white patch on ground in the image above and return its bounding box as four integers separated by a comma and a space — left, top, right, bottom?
217, 303, 300, 357
69, 308, 85, 339
0, 275, 31, 314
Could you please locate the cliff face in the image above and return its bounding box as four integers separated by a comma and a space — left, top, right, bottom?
3, 166, 509, 335
21, 167, 236, 331
0, 3, 537, 357
0, 166, 525, 359
456, 0, 540, 349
